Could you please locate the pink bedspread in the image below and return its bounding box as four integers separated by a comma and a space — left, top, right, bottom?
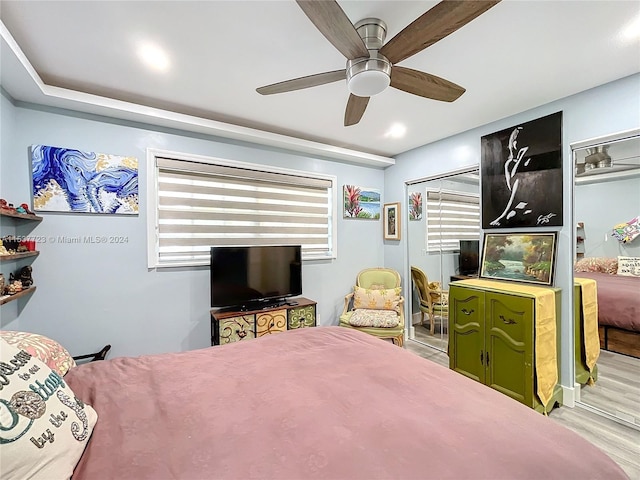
576, 272, 640, 332
66, 327, 626, 480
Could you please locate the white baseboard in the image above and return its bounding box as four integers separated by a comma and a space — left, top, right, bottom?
562, 385, 577, 407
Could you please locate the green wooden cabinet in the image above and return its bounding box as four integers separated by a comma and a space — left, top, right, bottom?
449, 282, 562, 413
211, 298, 316, 345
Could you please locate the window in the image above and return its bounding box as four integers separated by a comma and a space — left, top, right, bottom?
147, 149, 336, 268
425, 188, 480, 253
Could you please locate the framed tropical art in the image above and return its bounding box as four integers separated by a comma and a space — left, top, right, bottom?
383, 202, 401, 240
480, 232, 558, 286
343, 185, 381, 219
408, 191, 422, 221
481, 111, 563, 229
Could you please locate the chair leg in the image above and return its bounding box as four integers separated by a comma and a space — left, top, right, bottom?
420, 311, 425, 326
392, 334, 404, 347
429, 312, 435, 335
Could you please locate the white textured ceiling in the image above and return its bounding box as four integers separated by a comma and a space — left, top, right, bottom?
1, 0, 639, 160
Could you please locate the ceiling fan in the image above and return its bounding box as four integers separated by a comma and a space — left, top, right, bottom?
256, 0, 501, 126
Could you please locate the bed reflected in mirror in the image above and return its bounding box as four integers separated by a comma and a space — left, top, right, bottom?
406, 167, 480, 353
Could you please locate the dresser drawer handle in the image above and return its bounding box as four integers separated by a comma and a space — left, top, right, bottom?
500, 315, 516, 325
461, 308, 474, 315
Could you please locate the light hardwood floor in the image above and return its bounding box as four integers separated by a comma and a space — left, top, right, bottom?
404, 339, 640, 479
578, 350, 640, 426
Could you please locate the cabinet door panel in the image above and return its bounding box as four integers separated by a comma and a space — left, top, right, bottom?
485, 293, 534, 406
256, 309, 288, 337
219, 315, 256, 344
449, 287, 485, 383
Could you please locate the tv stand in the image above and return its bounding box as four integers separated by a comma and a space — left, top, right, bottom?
210, 297, 316, 345
450, 274, 478, 282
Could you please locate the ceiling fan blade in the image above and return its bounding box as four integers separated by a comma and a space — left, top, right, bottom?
257, 70, 346, 95
380, 0, 501, 64
344, 94, 370, 126
391, 66, 465, 102
296, 0, 368, 59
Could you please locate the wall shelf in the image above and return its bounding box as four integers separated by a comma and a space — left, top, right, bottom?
0, 210, 43, 222
0, 286, 36, 306
0, 251, 40, 262
1, 209, 42, 306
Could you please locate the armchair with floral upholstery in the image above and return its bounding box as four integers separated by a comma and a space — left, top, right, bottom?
339, 267, 404, 347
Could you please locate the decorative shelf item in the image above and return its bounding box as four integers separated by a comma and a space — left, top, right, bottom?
0, 286, 37, 306
576, 222, 585, 259
0, 251, 40, 262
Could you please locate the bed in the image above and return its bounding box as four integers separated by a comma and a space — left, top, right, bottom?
1, 327, 628, 479
574, 267, 640, 358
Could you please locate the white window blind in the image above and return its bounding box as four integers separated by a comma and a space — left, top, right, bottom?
148, 152, 336, 267
425, 188, 480, 253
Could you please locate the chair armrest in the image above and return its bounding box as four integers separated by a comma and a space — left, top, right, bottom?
342, 292, 354, 315
73, 344, 111, 363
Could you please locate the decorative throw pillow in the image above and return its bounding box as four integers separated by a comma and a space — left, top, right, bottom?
0, 339, 98, 480
617, 256, 640, 277
574, 257, 618, 274
611, 216, 640, 244
353, 285, 401, 312
0, 331, 76, 376
348, 309, 400, 328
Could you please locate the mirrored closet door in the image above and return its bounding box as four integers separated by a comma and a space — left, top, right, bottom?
406, 167, 480, 352
572, 128, 640, 427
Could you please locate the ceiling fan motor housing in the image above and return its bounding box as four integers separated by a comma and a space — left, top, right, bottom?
347, 19, 391, 97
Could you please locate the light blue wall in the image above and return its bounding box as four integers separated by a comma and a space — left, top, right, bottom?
0, 92, 386, 357
384, 73, 640, 389
575, 177, 640, 258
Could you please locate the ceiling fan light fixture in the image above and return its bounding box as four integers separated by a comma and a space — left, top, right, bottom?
346, 53, 392, 97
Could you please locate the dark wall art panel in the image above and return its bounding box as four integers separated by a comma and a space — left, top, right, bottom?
481, 111, 563, 229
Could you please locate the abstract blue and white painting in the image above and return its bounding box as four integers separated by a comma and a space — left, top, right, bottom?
31, 145, 139, 214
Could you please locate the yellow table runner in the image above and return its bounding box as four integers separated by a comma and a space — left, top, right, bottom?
456, 279, 557, 412
574, 277, 600, 384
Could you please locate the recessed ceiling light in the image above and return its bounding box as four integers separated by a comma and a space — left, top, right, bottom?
619, 13, 640, 42
137, 42, 170, 72
385, 123, 407, 139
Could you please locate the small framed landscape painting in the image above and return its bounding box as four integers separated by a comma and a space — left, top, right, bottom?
480, 232, 558, 286
383, 202, 401, 240
343, 185, 381, 219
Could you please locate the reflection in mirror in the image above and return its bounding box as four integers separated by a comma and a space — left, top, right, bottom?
572, 129, 640, 427
407, 168, 480, 353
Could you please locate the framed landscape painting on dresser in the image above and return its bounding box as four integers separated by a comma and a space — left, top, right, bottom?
480, 232, 558, 286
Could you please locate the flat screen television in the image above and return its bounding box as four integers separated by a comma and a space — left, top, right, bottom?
458, 240, 480, 276
210, 245, 302, 310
